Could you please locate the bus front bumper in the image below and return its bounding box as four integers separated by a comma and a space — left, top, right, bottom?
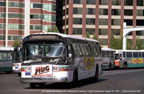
20, 77, 68, 83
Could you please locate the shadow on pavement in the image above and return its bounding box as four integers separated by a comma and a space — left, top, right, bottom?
25, 78, 107, 89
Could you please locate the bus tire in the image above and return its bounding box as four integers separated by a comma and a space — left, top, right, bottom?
109, 63, 111, 70
29, 83, 36, 88
123, 62, 127, 69
93, 65, 99, 82
72, 69, 78, 87
18, 73, 21, 76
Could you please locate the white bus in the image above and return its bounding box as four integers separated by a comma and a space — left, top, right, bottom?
0, 47, 13, 73
12, 46, 22, 76
102, 48, 115, 70
20, 32, 103, 88
115, 50, 144, 69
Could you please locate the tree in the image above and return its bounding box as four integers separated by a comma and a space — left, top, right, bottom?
127, 38, 132, 50
110, 33, 117, 49
93, 33, 97, 40
53, 25, 59, 33
47, 27, 51, 32
12, 39, 21, 47
64, 30, 67, 34
134, 37, 144, 50
86, 32, 90, 38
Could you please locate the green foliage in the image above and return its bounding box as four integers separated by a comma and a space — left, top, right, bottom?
86, 32, 90, 38
53, 25, 59, 33
93, 33, 97, 40
12, 39, 21, 47
134, 37, 144, 50
127, 38, 132, 50
64, 30, 67, 34
47, 27, 51, 32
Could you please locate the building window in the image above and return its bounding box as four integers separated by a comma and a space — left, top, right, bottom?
30, 25, 42, 30
112, 0, 121, 5
0, 35, 5, 40
8, 36, 23, 40
73, 28, 82, 34
136, 10, 144, 16
99, 29, 108, 35
0, 24, 5, 29
86, 8, 95, 15
86, 29, 95, 35
111, 29, 120, 35
73, 18, 82, 24
8, 13, 24, 19
99, 19, 108, 25
136, 20, 144, 26
0, 13, 5, 18
124, 9, 133, 16
99, 0, 108, 5
8, 24, 24, 30
112, 9, 121, 15
73, 8, 83, 14
137, 0, 144, 6
124, 0, 133, 6
86, 0, 96, 5
136, 31, 144, 36
8, 2, 24, 8
124, 19, 133, 26
0, 2, 6, 6
99, 9, 108, 15
42, 25, 53, 31
99, 39, 108, 45
111, 19, 120, 25
43, 4, 56, 11
86, 18, 95, 25
31, 3, 56, 11
73, 0, 83, 4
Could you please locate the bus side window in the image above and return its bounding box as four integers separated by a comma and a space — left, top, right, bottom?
68, 45, 72, 58
126, 52, 132, 58
142, 52, 144, 57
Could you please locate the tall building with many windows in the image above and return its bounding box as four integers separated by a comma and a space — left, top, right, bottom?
60, 0, 144, 48
0, 0, 56, 47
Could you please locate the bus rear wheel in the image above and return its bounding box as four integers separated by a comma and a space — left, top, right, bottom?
72, 71, 78, 87
93, 65, 99, 82
109, 63, 111, 70
29, 83, 36, 88
123, 63, 127, 69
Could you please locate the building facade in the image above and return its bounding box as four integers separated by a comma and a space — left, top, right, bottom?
0, 0, 56, 47
61, 0, 144, 48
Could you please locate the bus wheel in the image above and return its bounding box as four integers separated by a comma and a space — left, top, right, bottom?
109, 63, 111, 70
123, 63, 127, 69
30, 83, 36, 88
72, 71, 78, 87
18, 73, 21, 76
94, 65, 99, 82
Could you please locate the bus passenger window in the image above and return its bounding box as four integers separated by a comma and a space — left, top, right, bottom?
68, 45, 72, 57
139, 52, 141, 57
126, 52, 132, 58
142, 52, 144, 57
133, 52, 138, 58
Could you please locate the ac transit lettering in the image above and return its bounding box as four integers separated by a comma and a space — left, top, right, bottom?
35, 66, 50, 75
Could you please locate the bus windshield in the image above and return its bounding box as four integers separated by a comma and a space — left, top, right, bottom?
115, 54, 120, 60
12, 51, 21, 63
23, 42, 65, 61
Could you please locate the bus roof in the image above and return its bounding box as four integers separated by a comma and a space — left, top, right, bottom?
115, 50, 144, 53
0, 47, 14, 51
102, 48, 114, 51
26, 32, 99, 43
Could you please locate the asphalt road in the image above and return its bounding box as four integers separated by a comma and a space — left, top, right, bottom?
0, 69, 144, 94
